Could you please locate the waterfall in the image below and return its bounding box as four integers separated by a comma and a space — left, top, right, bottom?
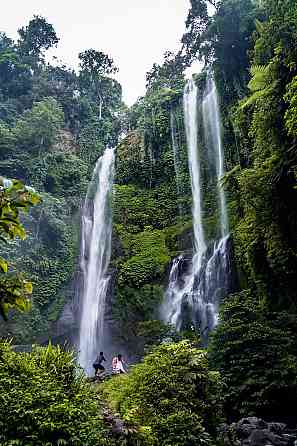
161, 77, 232, 339
160, 256, 185, 330
189, 235, 231, 337
183, 79, 206, 267
202, 76, 228, 237
78, 148, 115, 373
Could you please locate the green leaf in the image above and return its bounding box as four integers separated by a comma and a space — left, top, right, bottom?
0, 258, 8, 273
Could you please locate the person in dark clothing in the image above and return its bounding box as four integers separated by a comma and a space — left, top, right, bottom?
93, 351, 106, 377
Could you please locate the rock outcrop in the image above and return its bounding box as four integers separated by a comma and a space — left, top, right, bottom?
220, 417, 297, 446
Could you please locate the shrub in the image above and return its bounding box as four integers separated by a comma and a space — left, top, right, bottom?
102, 341, 224, 446
209, 290, 297, 419
0, 341, 112, 445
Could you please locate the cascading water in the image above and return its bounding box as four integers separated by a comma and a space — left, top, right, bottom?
190, 235, 231, 336
161, 77, 232, 339
78, 148, 115, 373
183, 79, 206, 267
161, 78, 206, 331
160, 256, 183, 328
202, 75, 228, 237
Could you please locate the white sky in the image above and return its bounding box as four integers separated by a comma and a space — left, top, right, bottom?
2, 0, 192, 105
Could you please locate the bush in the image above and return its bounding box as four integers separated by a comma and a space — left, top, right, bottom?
0, 341, 112, 445
209, 290, 297, 419
102, 341, 224, 446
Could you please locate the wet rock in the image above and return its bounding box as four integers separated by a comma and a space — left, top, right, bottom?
249, 429, 287, 446
235, 418, 268, 438
102, 406, 137, 438
111, 418, 125, 435
219, 418, 297, 446
269, 424, 287, 435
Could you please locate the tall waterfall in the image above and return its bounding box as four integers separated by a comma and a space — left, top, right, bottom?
202, 76, 228, 237
183, 79, 206, 266
161, 77, 232, 339
78, 148, 115, 373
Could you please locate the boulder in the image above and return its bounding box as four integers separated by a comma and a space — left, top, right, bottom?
219, 418, 297, 446
249, 429, 287, 446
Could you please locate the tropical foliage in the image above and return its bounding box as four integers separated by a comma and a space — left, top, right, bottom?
0, 178, 40, 319
1, 0, 297, 439
102, 341, 224, 446
0, 341, 112, 445
209, 291, 297, 418
0, 16, 123, 341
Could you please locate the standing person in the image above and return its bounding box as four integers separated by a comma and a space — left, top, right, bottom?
93, 351, 106, 377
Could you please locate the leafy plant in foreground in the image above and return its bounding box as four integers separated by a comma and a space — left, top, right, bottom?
0, 177, 40, 319
0, 341, 112, 445
102, 341, 224, 446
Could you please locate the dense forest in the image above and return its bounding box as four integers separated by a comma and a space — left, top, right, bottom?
1, 0, 297, 445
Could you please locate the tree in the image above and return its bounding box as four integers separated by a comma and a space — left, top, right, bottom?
180, 0, 211, 63
284, 75, 297, 139
79, 49, 119, 119
13, 97, 64, 153
17, 15, 59, 59
78, 49, 118, 76
181, 0, 260, 102
36, 64, 79, 132
145, 51, 186, 92
209, 291, 297, 418
0, 177, 40, 319
0, 33, 32, 100
0, 122, 16, 158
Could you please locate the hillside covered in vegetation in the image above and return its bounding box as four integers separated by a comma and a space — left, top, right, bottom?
1, 0, 297, 444
0, 16, 124, 342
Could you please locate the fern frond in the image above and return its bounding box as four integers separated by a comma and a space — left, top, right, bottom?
250, 64, 269, 77
248, 65, 270, 92
240, 81, 277, 109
